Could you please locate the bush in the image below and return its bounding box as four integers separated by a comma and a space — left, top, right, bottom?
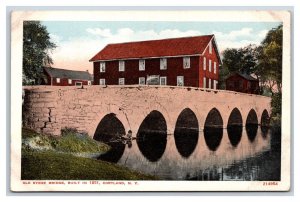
271, 92, 282, 125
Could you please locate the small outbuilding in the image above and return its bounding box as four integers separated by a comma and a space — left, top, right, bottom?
225, 72, 259, 94
43, 67, 93, 86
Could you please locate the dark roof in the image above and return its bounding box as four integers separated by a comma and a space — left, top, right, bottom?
44, 67, 93, 81
227, 72, 258, 81
90, 35, 221, 62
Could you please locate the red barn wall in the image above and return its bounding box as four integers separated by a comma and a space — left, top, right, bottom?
93, 56, 200, 87
199, 41, 220, 88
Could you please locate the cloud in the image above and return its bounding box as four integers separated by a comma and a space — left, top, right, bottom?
49, 27, 267, 72
86, 28, 112, 37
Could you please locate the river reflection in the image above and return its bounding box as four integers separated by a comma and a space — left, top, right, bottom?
97, 125, 280, 181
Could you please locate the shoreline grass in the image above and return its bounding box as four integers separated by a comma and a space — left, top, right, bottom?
21, 128, 156, 180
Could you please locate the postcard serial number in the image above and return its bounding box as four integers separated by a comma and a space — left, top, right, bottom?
263, 182, 278, 186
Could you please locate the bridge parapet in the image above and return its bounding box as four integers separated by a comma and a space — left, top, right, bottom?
22, 85, 271, 137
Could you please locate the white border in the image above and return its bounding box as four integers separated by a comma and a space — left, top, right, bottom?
10, 10, 291, 192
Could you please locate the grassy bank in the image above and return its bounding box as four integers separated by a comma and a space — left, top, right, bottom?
22, 150, 155, 180
21, 128, 156, 180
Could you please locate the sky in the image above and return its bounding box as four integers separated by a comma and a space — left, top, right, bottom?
41, 21, 281, 73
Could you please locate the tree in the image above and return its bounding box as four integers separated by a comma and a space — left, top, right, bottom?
257, 24, 283, 94
23, 21, 56, 85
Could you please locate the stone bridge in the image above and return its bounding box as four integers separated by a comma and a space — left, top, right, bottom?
22, 85, 271, 138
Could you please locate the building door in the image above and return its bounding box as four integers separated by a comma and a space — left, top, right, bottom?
160, 76, 167, 85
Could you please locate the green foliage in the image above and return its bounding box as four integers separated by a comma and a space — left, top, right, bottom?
271, 92, 282, 125
222, 44, 258, 75
257, 24, 283, 94
23, 21, 56, 85
21, 150, 156, 180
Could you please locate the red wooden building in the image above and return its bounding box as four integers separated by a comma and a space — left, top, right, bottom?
90, 35, 222, 89
43, 67, 93, 86
225, 72, 259, 94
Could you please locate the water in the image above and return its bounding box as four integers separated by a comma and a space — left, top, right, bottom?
97, 125, 281, 181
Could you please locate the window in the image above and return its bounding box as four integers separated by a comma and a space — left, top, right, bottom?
147, 75, 160, 85
75, 82, 82, 87
177, 76, 184, 86
56, 78, 60, 83
88, 81, 92, 85
209, 41, 212, 54
139, 77, 145, 85
203, 77, 206, 88
100, 62, 105, 72
208, 78, 211, 89
119, 60, 125, 72
160, 76, 167, 85
139, 59, 145, 71
213, 80, 218, 90
183, 57, 190, 69
209, 60, 212, 72
119, 78, 125, 85
68, 79, 72, 85
214, 62, 217, 74
160, 58, 167, 70
99, 79, 105, 85
203, 57, 206, 70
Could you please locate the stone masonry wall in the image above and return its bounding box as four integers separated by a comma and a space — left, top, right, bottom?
22, 85, 271, 137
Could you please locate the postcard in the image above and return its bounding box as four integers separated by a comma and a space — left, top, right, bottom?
10, 10, 291, 191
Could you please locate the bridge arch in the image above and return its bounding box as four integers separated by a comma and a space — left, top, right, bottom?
93, 113, 126, 143
136, 110, 168, 162
204, 108, 223, 151
174, 108, 199, 158
204, 107, 223, 128
227, 108, 243, 147
246, 109, 258, 125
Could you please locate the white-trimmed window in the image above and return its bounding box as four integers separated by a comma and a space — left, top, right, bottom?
99, 79, 105, 85
214, 62, 217, 74
139, 77, 145, 85
203, 77, 206, 88
88, 81, 92, 85
213, 80, 218, 90
139, 59, 145, 71
119, 78, 125, 85
68, 79, 72, 85
119, 60, 125, 72
160, 58, 167, 70
208, 78, 211, 89
183, 57, 190, 69
100, 62, 106, 72
160, 76, 167, 85
177, 76, 184, 86
209, 41, 212, 54
75, 82, 82, 87
209, 59, 212, 72
203, 57, 206, 70
56, 78, 60, 83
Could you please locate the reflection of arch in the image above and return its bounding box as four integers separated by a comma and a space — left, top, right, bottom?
261, 109, 270, 126
246, 124, 258, 142
246, 109, 258, 125
204, 108, 223, 128
204, 127, 223, 151
261, 126, 269, 139
93, 113, 126, 143
97, 142, 125, 163
136, 110, 167, 162
227, 126, 243, 147
227, 108, 243, 126
174, 108, 199, 158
